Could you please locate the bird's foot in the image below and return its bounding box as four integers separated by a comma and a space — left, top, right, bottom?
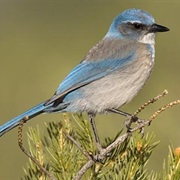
124, 115, 138, 132
125, 116, 148, 137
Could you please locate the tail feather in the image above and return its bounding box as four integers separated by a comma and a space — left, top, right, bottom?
0, 102, 49, 137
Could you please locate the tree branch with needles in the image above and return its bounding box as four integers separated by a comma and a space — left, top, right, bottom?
17, 90, 180, 180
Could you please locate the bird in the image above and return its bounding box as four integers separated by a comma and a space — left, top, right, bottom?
0, 9, 169, 142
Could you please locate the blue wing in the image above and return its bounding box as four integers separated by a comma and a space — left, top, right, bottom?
45, 38, 148, 106
57, 56, 134, 94
45, 53, 135, 105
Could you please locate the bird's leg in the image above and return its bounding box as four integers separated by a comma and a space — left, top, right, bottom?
107, 108, 132, 118
88, 113, 103, 152
107, 108, 139, 131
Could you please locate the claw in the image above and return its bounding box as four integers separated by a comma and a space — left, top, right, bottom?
126, 126, 133, 133
124, 119, 132, 129
139, 127, 145, 138
148, 120, 152, 126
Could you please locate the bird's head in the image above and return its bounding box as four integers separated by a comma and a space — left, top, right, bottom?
106, 9, 169, 45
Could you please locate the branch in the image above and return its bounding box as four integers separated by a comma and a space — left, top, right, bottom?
19, 90, 179, 180
74, 90, 180, 179
74, 120, 150, 180
18, 120, 56, 180
63, 130, 92, 160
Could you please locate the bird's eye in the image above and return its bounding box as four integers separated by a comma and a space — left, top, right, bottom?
133, 23, 143, 30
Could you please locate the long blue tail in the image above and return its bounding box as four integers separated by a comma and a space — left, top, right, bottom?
0, 102, 50, 137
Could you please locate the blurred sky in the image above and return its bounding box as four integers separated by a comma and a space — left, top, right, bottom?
0, 1, 179, 179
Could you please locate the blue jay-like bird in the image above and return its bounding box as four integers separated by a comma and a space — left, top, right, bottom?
0, 9, 169, 138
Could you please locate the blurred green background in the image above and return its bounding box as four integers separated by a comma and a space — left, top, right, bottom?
0, 0, 179, 179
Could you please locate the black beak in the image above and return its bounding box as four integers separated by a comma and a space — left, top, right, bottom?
149, 23, 170, 33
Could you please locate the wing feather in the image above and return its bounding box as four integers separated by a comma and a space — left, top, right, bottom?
45, 39, 147, 106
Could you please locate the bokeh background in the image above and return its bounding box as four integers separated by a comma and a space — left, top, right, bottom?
0, 1, 179, 179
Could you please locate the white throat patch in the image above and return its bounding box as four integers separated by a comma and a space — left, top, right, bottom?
139, 33, 155, 45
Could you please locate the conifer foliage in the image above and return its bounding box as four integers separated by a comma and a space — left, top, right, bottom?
21, 114, 180, 180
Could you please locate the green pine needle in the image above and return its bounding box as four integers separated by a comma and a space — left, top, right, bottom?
21, 114, 180, 180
